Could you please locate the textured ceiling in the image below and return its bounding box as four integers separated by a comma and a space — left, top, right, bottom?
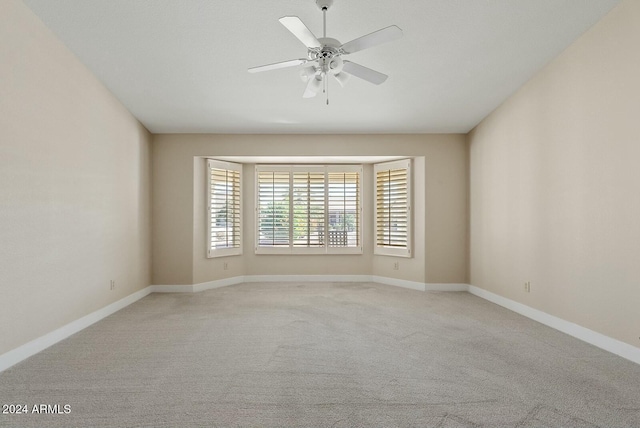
23, 0, 620, 134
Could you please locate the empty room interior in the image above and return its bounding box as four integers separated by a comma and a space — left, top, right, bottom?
1, 0, 640, 426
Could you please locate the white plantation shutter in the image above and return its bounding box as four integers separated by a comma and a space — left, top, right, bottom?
207, 159, 242, 258
327, 168, 361, 250
256, 165, 362, 254
293, 169, 326, 248
257, 169, 291, 249
374, 159, 412, 257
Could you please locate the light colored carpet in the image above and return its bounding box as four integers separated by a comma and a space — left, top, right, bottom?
1, 282, 639, 427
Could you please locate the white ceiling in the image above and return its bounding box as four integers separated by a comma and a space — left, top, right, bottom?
23, 0, 620, 134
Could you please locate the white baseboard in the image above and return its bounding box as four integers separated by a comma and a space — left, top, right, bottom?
424, 283, 469, 292
370, 277, 469, 292
372, 276, 425, 291
151, 276, 371, 293
468, 285, 640, 365
150, 276, 467, 293
149, 277, 244, 293
0, 286, 153, 373
193, 276, 244, 292
150, 284, 195, 293
243, 274, 372, 283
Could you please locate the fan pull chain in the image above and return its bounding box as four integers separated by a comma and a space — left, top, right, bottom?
326, 78, 329, 105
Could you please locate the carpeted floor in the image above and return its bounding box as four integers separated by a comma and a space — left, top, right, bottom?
1, 282, 639, 427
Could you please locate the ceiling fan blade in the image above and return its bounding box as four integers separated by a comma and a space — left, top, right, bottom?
342, 61, 388, 85
248, 59, 308, 73
340, 25, 403, 54
303, 76, 322, 98
279, 16, 322, 49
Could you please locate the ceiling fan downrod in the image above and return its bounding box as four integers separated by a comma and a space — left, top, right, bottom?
317, 0, 332, 38
323, 8, 327, 38
317, 0, 333, 105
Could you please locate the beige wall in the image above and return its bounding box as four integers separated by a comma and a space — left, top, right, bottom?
152, 134, 468, 285
0, 0, 152, 356
469, 0, 640, 347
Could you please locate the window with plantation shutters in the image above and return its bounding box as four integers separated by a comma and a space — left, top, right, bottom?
207, 160, 242, 258
256, 165, 362, 254
374, 159, 412, 257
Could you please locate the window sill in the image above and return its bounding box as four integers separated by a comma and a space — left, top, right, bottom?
207, 248, 243, 258
255, 247, 363, 255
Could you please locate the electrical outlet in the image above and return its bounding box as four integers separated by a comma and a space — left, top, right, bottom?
524, 281, 531, 293
110, 280, 115, 291
223, 262, 228, 270
393, 262, 399, 270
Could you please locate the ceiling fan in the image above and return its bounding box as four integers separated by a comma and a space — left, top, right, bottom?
248, 0, 403, 103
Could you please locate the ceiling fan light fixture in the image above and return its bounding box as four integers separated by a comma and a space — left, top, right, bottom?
328, 56, 344, 74
333, 72, 350, 87
303, 75, 323, 98
299, 65, 317, 82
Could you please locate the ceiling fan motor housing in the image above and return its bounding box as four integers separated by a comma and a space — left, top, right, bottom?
328, 56, 344, 74
308, 37, 341, 60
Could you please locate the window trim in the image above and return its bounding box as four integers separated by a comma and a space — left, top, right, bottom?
255, 164, 363, 255
374, 159, 412, 258
206, 159, 242, 258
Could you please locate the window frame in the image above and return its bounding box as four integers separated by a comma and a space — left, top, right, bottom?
206, 159, 242, 258
255, 164, 363, 255
374, 159, 412, 258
